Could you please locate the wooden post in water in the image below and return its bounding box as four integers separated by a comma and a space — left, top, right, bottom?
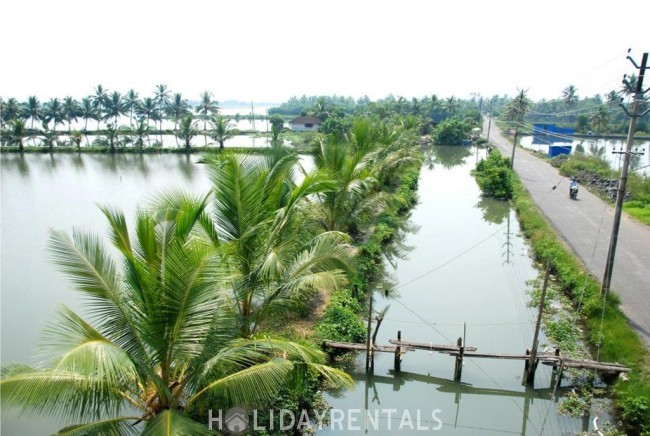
526, 261, 551, 384
454, 337, 464, 381
365, 292, 374, 373
394, 331, 402, 372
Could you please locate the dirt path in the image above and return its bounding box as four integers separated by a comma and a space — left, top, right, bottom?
485, 119, 650, 347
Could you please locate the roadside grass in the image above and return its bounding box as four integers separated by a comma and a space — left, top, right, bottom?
624, 202, 650, 226
511, 174, 650, 434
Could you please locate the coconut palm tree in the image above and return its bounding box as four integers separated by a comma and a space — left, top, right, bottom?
104, 92, 126, 128
313, 124, 380, 234
561, 85, 578, 123
154, 84, 171, 135
442, 96, 459, 118
176, 114, 197, 150
43, 98, 64, 131
132, 117, 150, 149
0, 202, 352, 434
22, 96, 42, 130
138, 97, 157, 128
589, 105, 610, 133
124, 89, 140, 129
209, 114, 234, 149
62, 97, 79, 132
92, 84, 109, 130
200, 154, 356, 337
70, 129, 83, 151
167, 93, 189, 131
1, 98, 21, 127
78, 97, 97, 133
6, 119, 27, 152
196, 91, 219, 132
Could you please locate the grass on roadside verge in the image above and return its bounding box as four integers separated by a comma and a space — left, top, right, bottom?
512, 173, 650, 434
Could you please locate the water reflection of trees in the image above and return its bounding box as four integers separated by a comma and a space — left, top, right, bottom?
475, 197, 511, 225
423, 145, 472, 170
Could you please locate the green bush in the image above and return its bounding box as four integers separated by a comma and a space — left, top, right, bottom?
473, 149, 514, 199
313, 290, 366, 343
432, 117, 471, 145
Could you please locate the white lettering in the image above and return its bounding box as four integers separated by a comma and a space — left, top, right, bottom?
313, 408, 328, 429
399, 409, 414, 430
330, 409, 345, 430
365, 409, 380, 431
207, 409, 222, 430
348, 409, 361, 431
431, 409, 443, 431
383, 409, 397, 431
279, 409, 295, 431
416, 409, 428, 431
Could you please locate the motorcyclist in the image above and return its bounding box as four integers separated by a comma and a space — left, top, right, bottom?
569, 178, 579, 199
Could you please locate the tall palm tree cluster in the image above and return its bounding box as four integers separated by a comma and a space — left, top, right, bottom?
0, 119, 422, 433
0, 86, 229, 151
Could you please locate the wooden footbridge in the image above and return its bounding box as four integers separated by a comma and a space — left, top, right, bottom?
323, 331, 629, 385
324, 263, 629, 386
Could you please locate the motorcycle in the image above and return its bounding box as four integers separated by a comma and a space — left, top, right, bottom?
569, 184, 578, 200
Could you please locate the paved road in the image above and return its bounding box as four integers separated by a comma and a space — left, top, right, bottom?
484, 120, 650, 346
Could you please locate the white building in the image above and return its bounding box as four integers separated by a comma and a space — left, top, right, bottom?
289, 116, 322, 132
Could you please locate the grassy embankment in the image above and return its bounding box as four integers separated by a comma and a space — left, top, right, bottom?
478, 144, 650, 433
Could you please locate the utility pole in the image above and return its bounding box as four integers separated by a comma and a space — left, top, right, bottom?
526, 260, 551, 384
486, 97, 495, 142
509, 90, 528, 169
601, 50, 649, 295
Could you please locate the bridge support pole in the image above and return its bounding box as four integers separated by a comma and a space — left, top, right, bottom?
454, 337, 464, 381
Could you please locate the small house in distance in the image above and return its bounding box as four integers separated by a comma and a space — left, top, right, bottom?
289, 116, 322, 132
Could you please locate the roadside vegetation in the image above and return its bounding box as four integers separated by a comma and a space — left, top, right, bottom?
473, 142, 650, 434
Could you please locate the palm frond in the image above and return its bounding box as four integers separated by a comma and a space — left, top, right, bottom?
187, 358, 294, 408
57, 416, 141, 436
142, 409, 215, 436
0, 364, 124, 422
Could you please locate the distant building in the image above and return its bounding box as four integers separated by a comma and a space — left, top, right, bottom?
289, 116, 322, 132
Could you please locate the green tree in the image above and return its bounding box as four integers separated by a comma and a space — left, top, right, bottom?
104, 92, 125, 127
154, 84, 171, 135
589, 105, 610, 133
270, 114, 284, 141
442, 96, 460, 118
432, 117, 470, 145
0, 203, 352, 433
137, 97, 157, 129
176, 114, 197, 150
474, 150, 514, 200
132, 117, 150, 150
201, 154, 356, 337
196, 91, 219, 131
7, 119, 27, 152
209, 114, 234, 149
92, 84, 109, 130
167, 93, 189, 131
62, 97, 79, 132
124, 89, 140, 130
22, 96, 42, 130
70, 129, 83, 151
1, 98, 21, 127
79, 97, 97, 132
562, 85, 579, 123
43, 98, 64, 131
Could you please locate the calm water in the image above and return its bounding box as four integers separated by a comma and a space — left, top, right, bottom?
320, 146, 601, 435
520, 136, 650, 175
0, 149, 602, 434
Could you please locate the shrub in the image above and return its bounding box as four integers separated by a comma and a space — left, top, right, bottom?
473, 149, 514, 199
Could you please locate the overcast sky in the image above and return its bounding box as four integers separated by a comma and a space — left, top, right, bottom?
1, 0, 648, 104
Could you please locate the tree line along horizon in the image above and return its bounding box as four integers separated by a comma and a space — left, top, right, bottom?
1, 80, 648, 137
